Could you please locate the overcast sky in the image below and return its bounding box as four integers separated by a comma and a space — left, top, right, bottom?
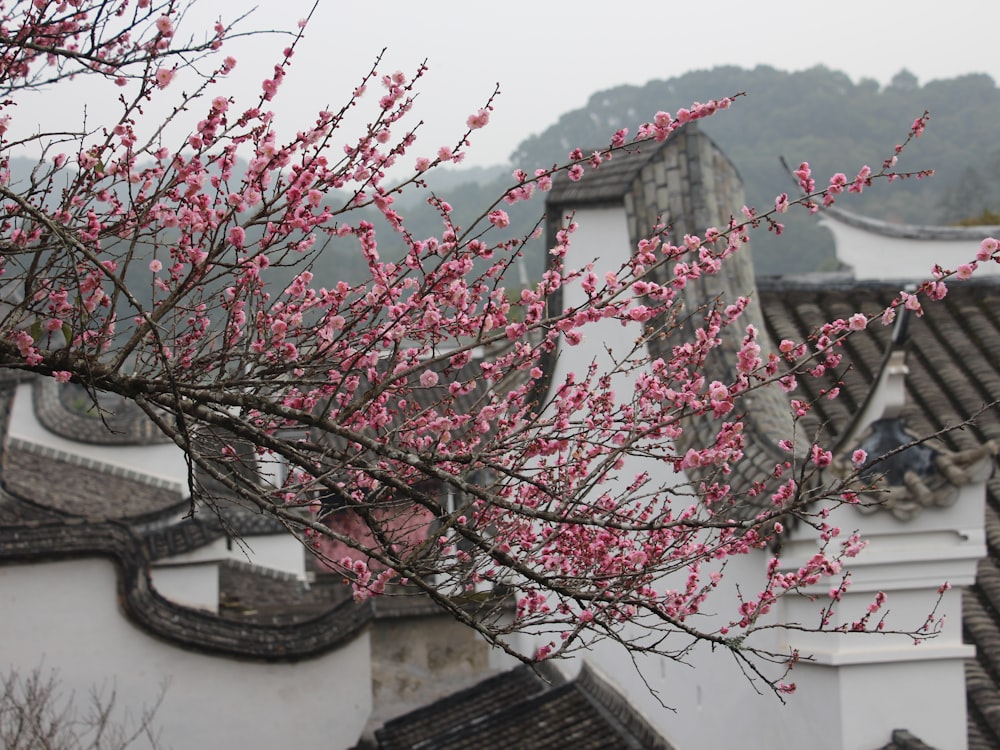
14, 0, 1000, 169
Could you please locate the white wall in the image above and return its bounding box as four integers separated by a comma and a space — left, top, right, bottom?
152, 533, 307, 578
821, 214, 1000, 281
0, 559, 372, 750
149, 562, 220, 612
8, 382, 189, 493
148, 534, 308, 610
558, 549, 793, 750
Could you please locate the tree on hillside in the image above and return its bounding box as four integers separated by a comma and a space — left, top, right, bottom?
0, 0, 997, 697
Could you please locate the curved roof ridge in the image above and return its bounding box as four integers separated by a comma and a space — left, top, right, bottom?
820, 204, 1000, 242
0, 517, 372, 659
33, 377, 172, 446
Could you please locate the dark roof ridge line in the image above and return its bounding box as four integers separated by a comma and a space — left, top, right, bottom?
820, 204, 1000, 242
0, 519, 372, 660
573, 662, 675, 750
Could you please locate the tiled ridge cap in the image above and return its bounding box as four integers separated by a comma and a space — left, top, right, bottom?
544, 127, 792, 521
574, 663, 675, 750
7, 435, 186, 495
218, 556, 301, 583
821, 205, 1000, 242
140, 507, 295, 560
34, 378, 170, 446
0, 519, 372, 660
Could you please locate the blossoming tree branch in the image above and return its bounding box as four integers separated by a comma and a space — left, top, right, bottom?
1, 0, 997, 695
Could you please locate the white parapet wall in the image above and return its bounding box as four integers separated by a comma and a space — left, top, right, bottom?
0, 558, 372, 749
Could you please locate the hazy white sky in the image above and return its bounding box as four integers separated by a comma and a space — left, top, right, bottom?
14, 0, 1000, 168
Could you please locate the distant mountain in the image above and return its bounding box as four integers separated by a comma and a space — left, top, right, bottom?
507, 65, 1000, 275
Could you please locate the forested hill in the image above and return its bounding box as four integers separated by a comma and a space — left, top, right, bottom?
506, 65, 1000, 275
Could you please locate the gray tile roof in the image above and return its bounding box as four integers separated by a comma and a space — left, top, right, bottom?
876, 729, 939, 750
375, 663, 674, 750
34, 377, 171, 445
3, 440, 185, 521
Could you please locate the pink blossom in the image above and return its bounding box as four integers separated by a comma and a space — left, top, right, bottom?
956, 263, 976, 280
419, 370, 439, 388
848, 313, 867, 331
488, 210, 510, 228
811, 444, 833, 468
567, 165, 584, 182
228, 226, 246, 247
628, 305, 652, 322
709, 381, 728, 402
793, 162, 815, 193
466, 109, 490, 130
901, 292, 923, 314
852, 449, 867, 466
977, 238, 999, 261
52, 371, 72, 383
155, 16, 174, 36
778, 374, 797, 392
155, 68, 175, 88
149, 259, 162, 273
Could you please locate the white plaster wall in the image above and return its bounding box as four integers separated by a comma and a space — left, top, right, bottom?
148, 534, 307, 610
557, 548, 794, 750
0, 559, 372, 750
149, 563, 220, 611
549, 205, 638, 386
557, 507, 976, 750
821, 215, 1000, 281
8, 382, 189, 491
155, 533, 306, 578
229, 533, 307, 577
